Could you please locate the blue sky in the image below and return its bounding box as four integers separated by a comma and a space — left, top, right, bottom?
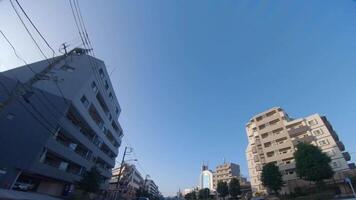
1, 0, 356, 196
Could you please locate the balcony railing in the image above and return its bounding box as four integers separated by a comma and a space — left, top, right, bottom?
343, 152, 351, 161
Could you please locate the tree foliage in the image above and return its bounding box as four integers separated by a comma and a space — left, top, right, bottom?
261, 162, 283, 195
198, 188, 210, 200
217, 181, 229, 199
228, 178, 241, 199
294, 143, 334, 184
184, 191, 197, 200
78, 167, 102, 194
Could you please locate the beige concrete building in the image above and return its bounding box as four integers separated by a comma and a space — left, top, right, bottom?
212, 163, 240, 189
245, 107, 351, 195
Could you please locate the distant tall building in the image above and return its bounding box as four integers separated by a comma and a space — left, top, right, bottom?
199, 164, 214, 191
245, 107, 351, 195
0, 50, 123, 197
212, 162, 240, 189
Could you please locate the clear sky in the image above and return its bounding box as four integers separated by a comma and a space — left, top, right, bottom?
1, 0, 356, 196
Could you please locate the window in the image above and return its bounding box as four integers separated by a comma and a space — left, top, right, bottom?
109, 92, 113, 101
332, 161, 340, 168
327, 150, 335, 157
319, 139, 329, 146
259, 124, 266, 130
61, 64, 75, 72
115, 107, 119, 115
308, 119, 317, 126
264, 142, 271, 148
80, 95, 89, 108
99, 68, 105, 78
313, 129, 323, 136
91, 81, 98, 93
104, 81, 109, 90
267, 151, 274, 157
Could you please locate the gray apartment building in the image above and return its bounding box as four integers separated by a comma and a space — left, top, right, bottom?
0, 49, 122, 197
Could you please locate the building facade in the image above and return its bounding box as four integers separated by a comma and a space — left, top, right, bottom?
0, 50, 122, 197
199, 165, 214, 191
212, 163, 240, 190
245, 107, 351, 195
109, 164, 144, 200
145, 179, 160, 198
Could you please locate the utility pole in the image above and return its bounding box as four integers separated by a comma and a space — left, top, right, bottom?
114, 146, 132, 200
60, 43, 69, 55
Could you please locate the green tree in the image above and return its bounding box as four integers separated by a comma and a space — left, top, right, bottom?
261, 162, 283, 195
78, 167, 102, 194
184, 191, 196, 200
198, 188, 210, 200
294, 143, 334, 187
217, 181, 229, 200
228, 178, 241, 199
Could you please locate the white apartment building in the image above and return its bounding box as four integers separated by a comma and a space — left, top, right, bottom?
212, 163, 240, 190
245, 107, 351, 195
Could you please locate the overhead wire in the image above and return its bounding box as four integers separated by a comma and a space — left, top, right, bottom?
14, 0, 56, 57
10, 0, 70, 108
1, 29, 65, 118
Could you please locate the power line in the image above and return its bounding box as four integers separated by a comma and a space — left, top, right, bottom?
9, 1, 70, 108
14, 0, 56, 57
0, 30, 37, 74
10, 0, 49, 62
0, 29, 67, 116
0, 79, 56, 136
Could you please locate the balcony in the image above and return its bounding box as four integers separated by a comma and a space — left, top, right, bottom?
331, 131, 339, 142
288, 126, 310, 137
337, 141, 345, 151
292, 135, 315, 146
343, 152, 351, 161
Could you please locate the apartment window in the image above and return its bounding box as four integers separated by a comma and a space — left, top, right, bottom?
104, 81, 109, 90
332, 161, 340, 168
308, 119, 318, 126
256, 116, 263, 121
313, 129, 324, 136
319, 139, 329, 146
327, 150, 335, 157
267, 151, 274, 157
269, 119, 280, 125
109, 92, 113, 101
115, 107, 119, 115
259, 124, 266, 130
264, 142, 271, 148
80, 95, 89, 108
99, 68, 105, 78
91, 81, 98, 93
261, 133, 268, 139
61, 64, 75, 72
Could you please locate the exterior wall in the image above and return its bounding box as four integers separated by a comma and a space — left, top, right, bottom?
146, 179, 159, 197
212, 163, 240, 189
0, 53, 122, 196
245, 107, 351, 195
